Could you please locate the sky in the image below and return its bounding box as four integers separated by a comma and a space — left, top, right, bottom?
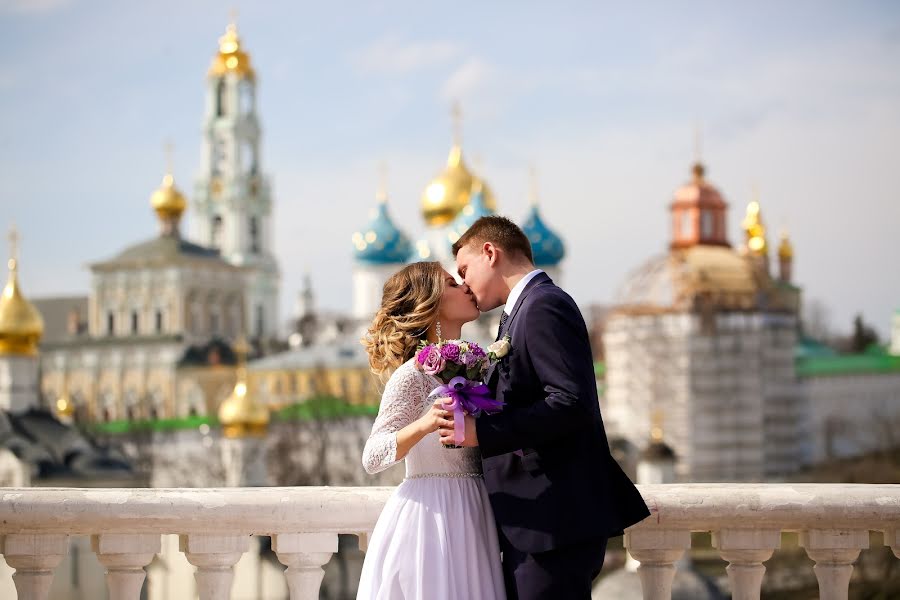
1, 0, 898, 339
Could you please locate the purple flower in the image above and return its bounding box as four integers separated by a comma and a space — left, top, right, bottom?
416, 345, 434, 366
461, 351, 481, 367
440, 343, 461, 363
467, 343, 486, 359
419, 345, 446, 376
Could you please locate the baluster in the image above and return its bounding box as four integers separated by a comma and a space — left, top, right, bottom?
712, 529, 780, 600
179, 534, 250, 600
624, 528, 691, 600
91, 534, 160, 600
357, 531, 373, 553
0, 533, 68, 600
799, 529, 869, 600
272, 533, 338, 600
885, 528, 900, 560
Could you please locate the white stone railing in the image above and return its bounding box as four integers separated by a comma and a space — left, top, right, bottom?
0, 484, 898, 600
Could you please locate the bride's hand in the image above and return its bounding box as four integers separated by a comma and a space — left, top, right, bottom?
417, 400, 455, 435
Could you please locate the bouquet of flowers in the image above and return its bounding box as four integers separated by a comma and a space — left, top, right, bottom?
415, 338, 507, 447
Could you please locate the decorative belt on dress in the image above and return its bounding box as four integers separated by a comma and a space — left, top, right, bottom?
405, 472, 484, 480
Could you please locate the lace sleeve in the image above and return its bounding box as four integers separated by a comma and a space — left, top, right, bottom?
362, 363, 428, 474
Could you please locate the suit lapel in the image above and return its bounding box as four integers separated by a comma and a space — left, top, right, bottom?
502, 271, 551, 338
486, 272, 552, 388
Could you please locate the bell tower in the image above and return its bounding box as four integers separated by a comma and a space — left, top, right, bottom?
193, 20, 280, 340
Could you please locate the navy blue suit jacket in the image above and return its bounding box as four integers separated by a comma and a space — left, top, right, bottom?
476, 272, 650, 553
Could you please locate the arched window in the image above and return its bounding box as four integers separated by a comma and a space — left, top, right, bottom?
249, 216, 260, 253
189, 296, 203, 334
255, 304, 265, 338
239, 81, 253, 115
215, 79, 226, 117
701, 210, 714, 238
212, 138, 227, 176
241, 142, 256, 176
211, 215, 223, 249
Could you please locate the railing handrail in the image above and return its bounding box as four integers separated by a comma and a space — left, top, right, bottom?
1, 484, 899, 536
0, 486, 394, 535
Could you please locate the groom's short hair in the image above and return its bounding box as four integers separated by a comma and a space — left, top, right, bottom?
452, 215, 534, 264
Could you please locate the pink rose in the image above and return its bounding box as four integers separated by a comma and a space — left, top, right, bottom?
416, 345, 433, 366
419, 345, 446, 376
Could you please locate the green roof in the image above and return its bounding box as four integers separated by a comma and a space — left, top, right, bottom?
795, 336, 838, 360
275, 396, 378, 420
797, 351, 900, 377
88, 396, 377, 436
90, 414, 214, 434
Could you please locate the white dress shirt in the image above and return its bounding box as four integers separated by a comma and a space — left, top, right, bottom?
503, 269, 544, 315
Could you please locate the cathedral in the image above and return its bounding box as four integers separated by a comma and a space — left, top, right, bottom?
36, 23, 281, 425
602, 161, 807, 482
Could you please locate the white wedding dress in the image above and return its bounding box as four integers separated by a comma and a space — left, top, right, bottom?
357, 359, 506, 600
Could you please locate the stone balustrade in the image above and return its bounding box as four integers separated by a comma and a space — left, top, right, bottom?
0, 484, 898, 599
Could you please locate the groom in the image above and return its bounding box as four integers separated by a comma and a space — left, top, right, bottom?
439, 216, 651, 599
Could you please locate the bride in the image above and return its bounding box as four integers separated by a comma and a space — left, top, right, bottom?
357, 261, 505, 600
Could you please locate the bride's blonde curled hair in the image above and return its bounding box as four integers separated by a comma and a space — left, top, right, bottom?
363, 261, 444, 378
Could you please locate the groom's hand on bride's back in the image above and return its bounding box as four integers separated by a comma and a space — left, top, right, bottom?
438, 413, 479, 447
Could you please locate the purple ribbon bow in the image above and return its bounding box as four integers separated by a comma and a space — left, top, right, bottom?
429, 376, 504, 445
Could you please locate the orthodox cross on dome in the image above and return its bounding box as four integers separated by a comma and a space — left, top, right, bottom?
7, 223, 20, 268
451, 101, 463, 147
232, 333, 250, 382
650, 407, 665, 442
528, 164, 540, 207
233, 333, 250, 364
692, 122, 705, 179
163, 140, 175, 176
693, 123, 703, 162
376, 161, 389, 204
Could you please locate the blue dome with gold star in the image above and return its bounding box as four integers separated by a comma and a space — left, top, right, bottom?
522, 204, 565, 266
352, 197, 413, 264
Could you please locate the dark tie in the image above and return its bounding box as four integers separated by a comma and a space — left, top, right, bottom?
497, 311, 509, 341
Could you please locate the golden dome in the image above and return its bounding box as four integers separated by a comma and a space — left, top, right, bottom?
778, 232, 794, 259
0, 262, 44, 356
209, 23, 255, 79
218, 337, 268, 438
218, 374, 270, 438
0, 230, 44, 356
55, 393, 74, 418
742, 200, 768, 255
150, 173, 187, 221
421, 145, 497, 227
615, 245, 759, 313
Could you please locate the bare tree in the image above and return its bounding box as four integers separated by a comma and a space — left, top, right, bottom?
802, 298, 833, 342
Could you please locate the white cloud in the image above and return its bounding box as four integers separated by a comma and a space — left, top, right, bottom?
437, 57, 543, 122
352, 36, 462, 74
0, 0, 72, 15
439, 57, 493, 104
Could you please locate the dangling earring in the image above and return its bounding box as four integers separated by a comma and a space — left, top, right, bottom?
435, 320, 442, 341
